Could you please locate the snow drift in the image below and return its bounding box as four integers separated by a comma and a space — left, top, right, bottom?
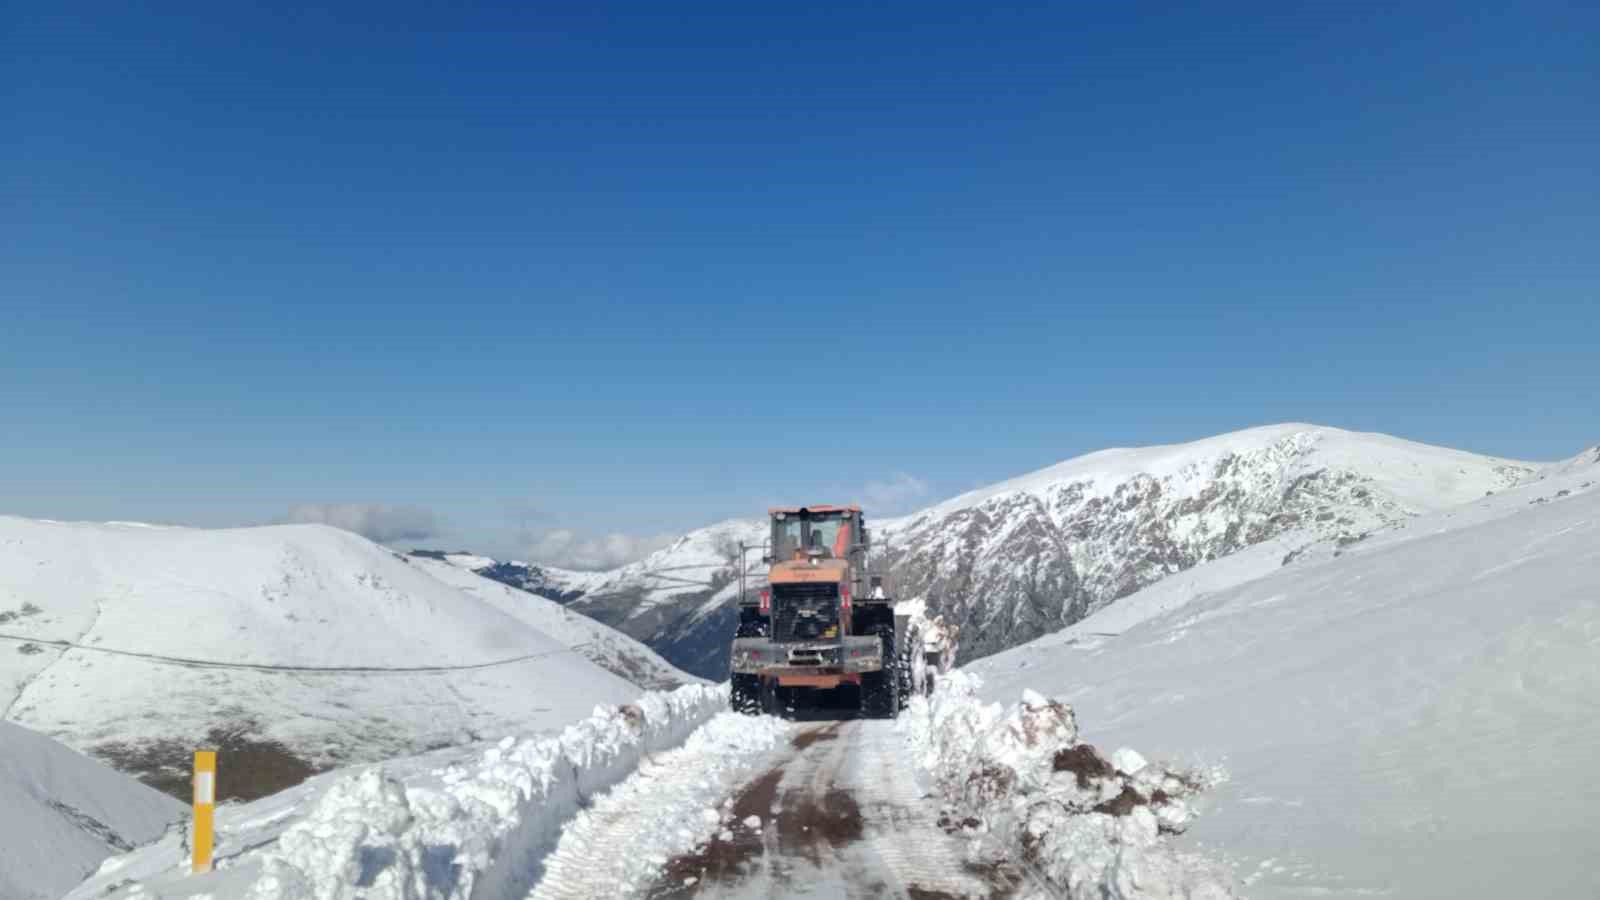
0, 720, 183, 900
70, 683, 729, 900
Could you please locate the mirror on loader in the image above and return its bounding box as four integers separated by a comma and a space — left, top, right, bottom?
852, 526, 871, 555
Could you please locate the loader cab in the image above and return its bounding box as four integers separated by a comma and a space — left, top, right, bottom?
769, 505, 868, 563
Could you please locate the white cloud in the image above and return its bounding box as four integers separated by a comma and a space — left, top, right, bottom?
525, 528, 677, 571
284, 503, 441, 544
861, 472, 931, 514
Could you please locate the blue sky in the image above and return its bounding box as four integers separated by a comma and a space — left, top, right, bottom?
3, 2, 1596, 566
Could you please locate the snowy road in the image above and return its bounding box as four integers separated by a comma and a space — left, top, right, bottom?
530, 715, 1020, 899
660, 717, 1020, 899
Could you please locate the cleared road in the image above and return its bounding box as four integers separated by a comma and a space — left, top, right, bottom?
645, 718, 1019, 899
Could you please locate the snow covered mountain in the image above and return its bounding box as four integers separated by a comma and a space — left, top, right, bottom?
1, 720, 182, 900
964, 446, 1600, 897
422, 518, 766, 680
871, 423, 1535, 660
406, 554, 693, 690
0, 517, 694, 801
444, 425, 1538, 678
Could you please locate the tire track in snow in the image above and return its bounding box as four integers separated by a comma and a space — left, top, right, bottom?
840, 721, 1018, 898
527, 712, 792, 899
652, 719, 1017, 899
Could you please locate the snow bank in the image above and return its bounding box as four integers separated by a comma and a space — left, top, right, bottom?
72, 683, 729, 900
902, 672, 1235, 899
255, 684, 726, 900
529, 712, 789, 897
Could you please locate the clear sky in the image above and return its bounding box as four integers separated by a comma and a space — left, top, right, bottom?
4, 2, 1596, 566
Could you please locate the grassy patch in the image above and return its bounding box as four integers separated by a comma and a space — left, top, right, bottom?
0, 601, 43, 625
94, 722, 322, 803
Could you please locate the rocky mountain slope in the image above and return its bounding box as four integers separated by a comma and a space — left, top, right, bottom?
0, 518, 693, 801
439, 425, 1544, 678
870, 424, 1535, 659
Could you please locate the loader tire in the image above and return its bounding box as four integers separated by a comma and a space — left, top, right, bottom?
731, 674, 762, 715
860, 670, 896, 718
760, 676, 784, 718
859, 626, 900, 719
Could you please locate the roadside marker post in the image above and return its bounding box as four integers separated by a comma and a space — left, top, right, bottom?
192, 750, 216, 874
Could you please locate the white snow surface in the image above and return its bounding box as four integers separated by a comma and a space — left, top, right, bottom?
68, 683, 730, 900
0, 516, 664, 769
1521, 443, 1600, 481
0, 720, 184, 900
967, 464, 1600, 897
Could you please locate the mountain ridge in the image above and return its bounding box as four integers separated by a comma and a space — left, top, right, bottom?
434, 423, 1553, 678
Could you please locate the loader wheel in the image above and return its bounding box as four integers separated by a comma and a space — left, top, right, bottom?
859, 626, 900, 719
760, 677, 784, 718
731, 674, 762, 715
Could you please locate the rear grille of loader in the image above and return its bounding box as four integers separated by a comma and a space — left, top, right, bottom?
771, 583, 840, 644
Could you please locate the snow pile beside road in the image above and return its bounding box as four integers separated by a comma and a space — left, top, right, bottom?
253, 684, 727, 900
529, 712, 789, 897
72, 684, 729, 900
903, 671, 1234, 899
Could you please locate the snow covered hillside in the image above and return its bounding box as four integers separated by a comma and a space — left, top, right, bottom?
447, 425, 1537, 678
407, 555, 695, 690
422, 518, 767, 680
966, 456, 1600, 897
1, 720, 182, 900
0, 517, 692, 801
